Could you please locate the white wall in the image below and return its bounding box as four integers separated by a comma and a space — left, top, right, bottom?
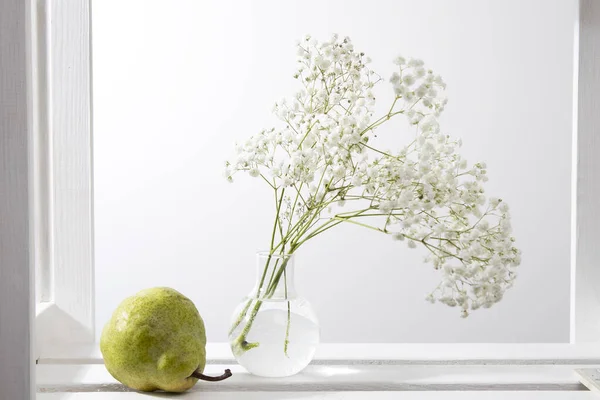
93, 0, 576, 343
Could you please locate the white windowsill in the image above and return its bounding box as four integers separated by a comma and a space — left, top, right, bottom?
37, 363, 592, 390
37, 343, 600, 399
37, 342, 600, 365
36, 392, 600, 400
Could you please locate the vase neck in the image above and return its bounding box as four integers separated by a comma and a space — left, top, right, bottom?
251, 252, 296, 299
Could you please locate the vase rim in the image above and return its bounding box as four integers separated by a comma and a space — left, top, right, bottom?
256, 251, 294, 259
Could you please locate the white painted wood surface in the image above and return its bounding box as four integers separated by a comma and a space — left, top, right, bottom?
37, 343, 600, 365
0, 0, 35, 399
36, 364, 590, 392
574, 0, 600, 343
33, 0, 51, 307
36, 0, 95, 350
35, 392, 600, 400
575, 369, 600, 393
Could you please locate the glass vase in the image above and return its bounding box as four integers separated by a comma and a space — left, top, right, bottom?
228, 252, 320, 377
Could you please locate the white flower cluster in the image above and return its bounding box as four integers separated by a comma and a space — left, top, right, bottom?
226, 34, 375, 192
390, 57, 447, 124
226, 35, 521, 316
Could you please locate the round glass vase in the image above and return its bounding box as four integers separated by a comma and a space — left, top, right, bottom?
228, 252, 320, 377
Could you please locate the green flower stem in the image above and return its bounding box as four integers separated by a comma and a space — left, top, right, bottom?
231, 257, 290, 356
361, 143, 403, 160
287, 183, 304, 233
266, 257, 282, 294
228, 298, 253, 336
229, 188, 285, 337
231, 208, 409, 357
332, 215, 387, 233
231, 302, 262, 357
228, 254, 274, 337
283, 268, 291, 357
231, 147, 344, 357
272, 189, 285, 249
264, 257, 290, 297
289, 197, 338, 249
359, 109, 404, 137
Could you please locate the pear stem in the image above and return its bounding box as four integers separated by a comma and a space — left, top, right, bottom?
191, 368, 232, 382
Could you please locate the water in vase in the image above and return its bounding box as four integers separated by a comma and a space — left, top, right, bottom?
229, 253, 320, 377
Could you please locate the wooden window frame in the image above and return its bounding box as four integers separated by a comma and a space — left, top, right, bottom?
1, 0, 599, 398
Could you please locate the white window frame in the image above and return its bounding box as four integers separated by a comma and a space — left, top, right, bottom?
1, 0, 600, 398
33, 0, 95, 354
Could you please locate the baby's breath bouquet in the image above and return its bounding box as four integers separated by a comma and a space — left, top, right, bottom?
226, 35, 521, 360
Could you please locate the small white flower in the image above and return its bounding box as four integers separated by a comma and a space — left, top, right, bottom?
392, 233, 405, 241
415, 67, 426, 78
315, 56, 331, 70
408, 58, 424, 67
393, 56, 406, 66
402, 74, 416, 86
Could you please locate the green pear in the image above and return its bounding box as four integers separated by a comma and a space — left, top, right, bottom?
100, 287, 231, 392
